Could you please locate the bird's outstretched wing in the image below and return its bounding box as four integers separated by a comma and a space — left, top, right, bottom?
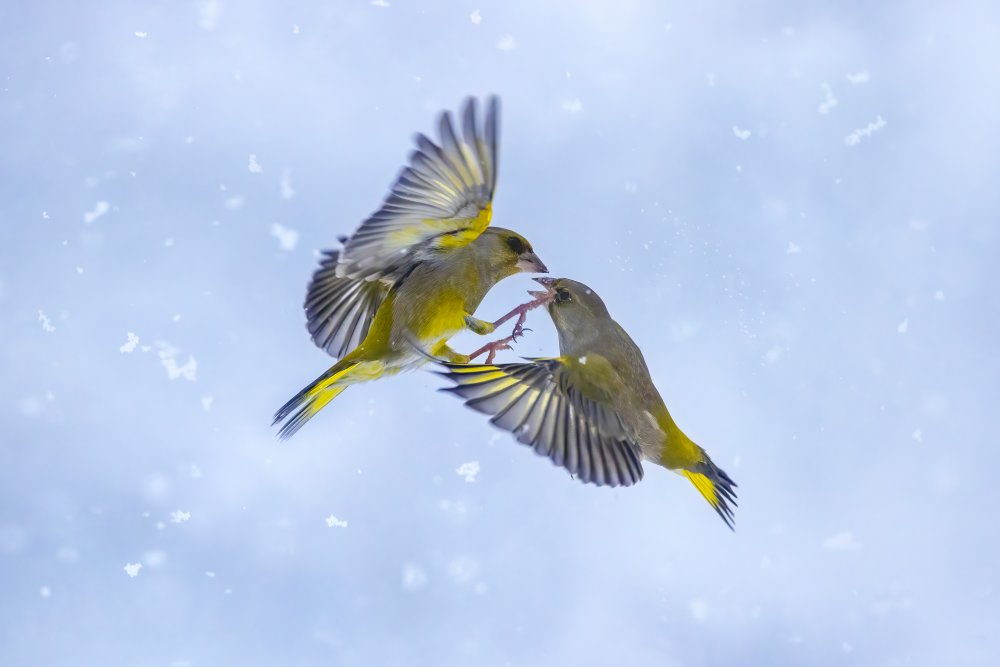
335, 96, 500, 282
436, 358, 645, 487
304, 250, 390, 359
305, 96, 499, 358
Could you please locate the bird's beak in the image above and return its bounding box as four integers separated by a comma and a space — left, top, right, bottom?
528, 276, 557, 299
516, 251, 548, 274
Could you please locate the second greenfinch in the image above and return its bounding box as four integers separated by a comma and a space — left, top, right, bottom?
435, 278, 737, 528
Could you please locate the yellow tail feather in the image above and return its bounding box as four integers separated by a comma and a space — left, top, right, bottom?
273, 361, 359, 439
681, 467, 738, 530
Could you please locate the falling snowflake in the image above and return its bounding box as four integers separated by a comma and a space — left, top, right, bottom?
83, 201, 109, 224
470, 10, 482, 24
124, 562, 143, 578
818, 83, 838, 115
325, 515, 348, 528
38, 310, 56, 333
455, 461, 480, 483
169, 510, 191, 523
270, 223, 299, 251
845, 115, 886, 146
119, 332, 139, 353
247, 154, 262, 173
732, 126, 751, 140
823, 531, 862, 550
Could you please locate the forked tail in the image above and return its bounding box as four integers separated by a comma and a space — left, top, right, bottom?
273, 360, 360, 440
681, 456, 738, 530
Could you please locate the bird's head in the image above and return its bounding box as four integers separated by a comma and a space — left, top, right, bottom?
529, 277, 612, 346
477, 227, 547, 278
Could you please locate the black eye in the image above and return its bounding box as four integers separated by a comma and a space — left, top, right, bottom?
555, 289, 572, 303
506, 236, 526, 255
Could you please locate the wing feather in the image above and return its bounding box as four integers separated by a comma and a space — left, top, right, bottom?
304, 250, 389, 358
336, 96, 500, 282
437, 359, 644, 487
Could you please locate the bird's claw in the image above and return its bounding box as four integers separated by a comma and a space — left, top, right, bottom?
468, 338, 514, 365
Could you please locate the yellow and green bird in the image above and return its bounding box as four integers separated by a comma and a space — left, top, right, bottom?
435, 278, 738, 528
274, 97, 547, 439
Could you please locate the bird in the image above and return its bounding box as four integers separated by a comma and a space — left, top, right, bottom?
434, 277, 738, 528
274, 96, 548, 440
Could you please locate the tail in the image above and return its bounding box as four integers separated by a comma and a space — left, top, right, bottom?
681, 455, 738, 530
273, 360, 360, 440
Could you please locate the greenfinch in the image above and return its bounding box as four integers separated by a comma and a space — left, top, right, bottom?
435, 278, 737, 528
274, 97, 547, 439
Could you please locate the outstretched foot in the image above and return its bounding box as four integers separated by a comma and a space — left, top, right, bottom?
467, 289, 555, 364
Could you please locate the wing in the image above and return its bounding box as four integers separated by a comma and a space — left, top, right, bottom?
437, 358, 644, 487
304, 250, 390, 358
336, 96, 500, 281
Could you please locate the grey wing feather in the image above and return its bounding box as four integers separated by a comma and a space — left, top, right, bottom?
335, 96, 500, 282
304, 250, 388, 358
438, 360, 644, 487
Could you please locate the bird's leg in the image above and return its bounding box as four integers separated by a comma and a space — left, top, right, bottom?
435, 343, 470, 364
463, 315, 496, 336
467, 291, 554, 364
488, 291, 552, 339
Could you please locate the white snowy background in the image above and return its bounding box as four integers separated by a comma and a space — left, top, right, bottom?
2, 1, 998, 665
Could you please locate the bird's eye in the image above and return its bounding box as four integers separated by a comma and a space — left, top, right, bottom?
506, 236, 526, 255
555, 289, 572, 303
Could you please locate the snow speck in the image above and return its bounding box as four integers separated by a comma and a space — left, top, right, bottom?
762, 345, 783, 365
846, 70, 870, 84
912, 428, 923, 442
292, 24, 300, 34
325, 515, 348, 528
690, 598, 710, 622
205, 571, 216, 578
83, 200, 109, 224
845, 115, 886, 146
119, 332, 139, 353
169, 510, 191, 524
934, 290, 945, 300
732, 125, 751, 140
38, 310, 56, 333
818, 82, 838, 115
470, 10, 482, 24
897, 318, 909, 334
823, 531, 862, 551
201, 395, 214, 412
706, 72, 716, 87
134, 31, 148, 38
561, 98, 583, 113
40, 586, 52, 598
198, 1, 222, 30
786, 241, 801, 254
156, 342, 198, 381
42, 211, 50, 219
497, 35, 516, 51
402, 563, 427, 590
124, 562, 143, 578
447, 556, 480, 584
224, 195, 244, 210
270, 223, 299, 251
371, 0, 390, 7
455, 461, 480, 483
247, 154, 263, 173
280, 168, 295, 199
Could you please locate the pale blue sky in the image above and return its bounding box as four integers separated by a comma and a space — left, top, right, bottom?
1, 1, 998, 665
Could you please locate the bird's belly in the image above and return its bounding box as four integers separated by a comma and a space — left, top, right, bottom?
407, 291, 467, 342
